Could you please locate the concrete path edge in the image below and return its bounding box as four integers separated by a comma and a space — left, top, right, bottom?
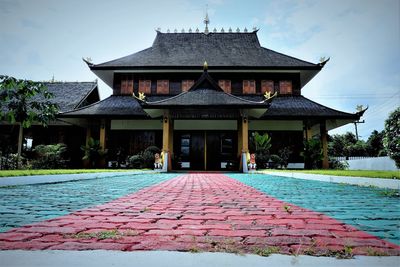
0, 171, 155, 187
0, 250, 398, 267
260, 171, 400, 189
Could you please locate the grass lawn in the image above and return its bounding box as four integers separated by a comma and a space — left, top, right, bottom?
261, 169, 400, 179
0, 169, 142, 178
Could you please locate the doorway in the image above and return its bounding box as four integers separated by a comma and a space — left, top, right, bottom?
174, 131, 237, 171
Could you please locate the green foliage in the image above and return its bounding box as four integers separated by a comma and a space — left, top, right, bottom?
142, 146, 161, 168
383, 107, 400, 168
262, 169, 400, 179
329, 158, 349, 170
250, 132, 272, 169
0, 169, 136, 177
301, 139, 323, 169
278, 147, 292, 168
254, 246, 280, 257
127, 154, 144, 169
252, 132, 272, 151
80, 138, 107, 168
0, 153, 26, 170
31, 143, 68, 169
127, 146, 161, 169
269, 154, 282, 169
367, 130, 385, 157
0, 75, 59, 128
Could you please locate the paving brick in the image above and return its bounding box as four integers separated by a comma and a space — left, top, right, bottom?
207, 230, 266, 237
181, 214, 227, 220
0, 241, 59, 250
0, 232, 42, 241
178, 224, 232, 230
145, 229, 207, 236
120, 222, 176, 230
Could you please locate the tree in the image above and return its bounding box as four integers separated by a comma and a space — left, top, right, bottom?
383, 107, 400, 168
366, 130, 385, 156
0, 75, 59, 157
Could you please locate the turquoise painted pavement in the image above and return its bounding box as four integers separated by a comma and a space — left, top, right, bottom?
0, 173, 178, 233
228, 173, 400, 245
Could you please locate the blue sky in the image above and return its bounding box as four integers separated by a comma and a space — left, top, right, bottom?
0, 0, 399, 139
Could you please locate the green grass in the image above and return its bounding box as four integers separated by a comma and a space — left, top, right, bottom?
0, 169, 143, 178
260, 169, 400, 179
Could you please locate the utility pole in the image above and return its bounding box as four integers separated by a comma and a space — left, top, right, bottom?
354, 120, 365, 141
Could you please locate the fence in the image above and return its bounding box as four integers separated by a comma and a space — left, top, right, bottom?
333, 156, 398, 171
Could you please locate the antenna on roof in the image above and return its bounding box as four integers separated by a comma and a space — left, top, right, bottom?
204, 4, 210, 34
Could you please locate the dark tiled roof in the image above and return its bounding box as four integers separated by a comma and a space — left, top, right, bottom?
92, 32, 320, 69
261, 95, 359, 119
59, 95, 147, 118
39, 82, 98, 112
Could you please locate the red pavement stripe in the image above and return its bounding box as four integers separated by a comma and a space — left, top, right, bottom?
0, 173, 398, 256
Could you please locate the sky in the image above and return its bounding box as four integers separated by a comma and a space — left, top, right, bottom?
0, 0, 399, 140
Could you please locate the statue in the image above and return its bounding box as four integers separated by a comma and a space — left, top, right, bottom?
248, 153, 256, 170
154, 153, 163, 170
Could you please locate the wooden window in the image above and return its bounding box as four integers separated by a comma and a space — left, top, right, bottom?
261, 80, 274, 94
182, 80, 194, 92
279, 81, 292, 95
157, 80, 169, 94
121, 79, 134, 95
243, 80, 256, 94
138, 80, 151, 94
218, 80, 231, 93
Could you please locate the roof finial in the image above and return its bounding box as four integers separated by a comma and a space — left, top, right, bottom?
204, 5, 210, 34
203, 61, 208, 71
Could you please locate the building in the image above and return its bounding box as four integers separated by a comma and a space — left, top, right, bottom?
0, 81, 100, 168
59, 27, 364, 172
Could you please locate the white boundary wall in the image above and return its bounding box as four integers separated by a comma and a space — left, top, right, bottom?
345, 156, 398, 171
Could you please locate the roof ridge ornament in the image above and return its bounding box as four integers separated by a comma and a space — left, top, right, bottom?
263, 91, 277, 101
204, 6, 210, 34
132, 92, 147, 102
203, 61, 208, 71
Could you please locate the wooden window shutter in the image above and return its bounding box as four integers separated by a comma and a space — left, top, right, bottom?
139, 80, 151, 94
120, 79, 134, 95
243, 80, 255, 94
261, 80, 274, 94
157, 80, 169, 94
279, 81, 292, 95
218, 80, 231, 93
182, 80, 194, 92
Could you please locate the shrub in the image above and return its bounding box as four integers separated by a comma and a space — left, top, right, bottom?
81, 138, 107, 168
32, 143, 68, 169
269, 154, 282, 169
302, 139, 323, 169
127, 154, 144, 169
0, 153, 26, 170
278, 147, 292, 168
142, 146, 161, 169
329, 159, 349, 170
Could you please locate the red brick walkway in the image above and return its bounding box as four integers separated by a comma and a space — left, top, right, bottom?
0, 173, 399, 256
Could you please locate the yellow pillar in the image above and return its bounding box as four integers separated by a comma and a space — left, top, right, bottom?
238, 116, 249, 172
320, 121, 329, 169
237, 119, 243, 171
242, 117, 249, 153
99, 119, 107, 168
99, 120, 106, 150
162, 113, 173, 171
